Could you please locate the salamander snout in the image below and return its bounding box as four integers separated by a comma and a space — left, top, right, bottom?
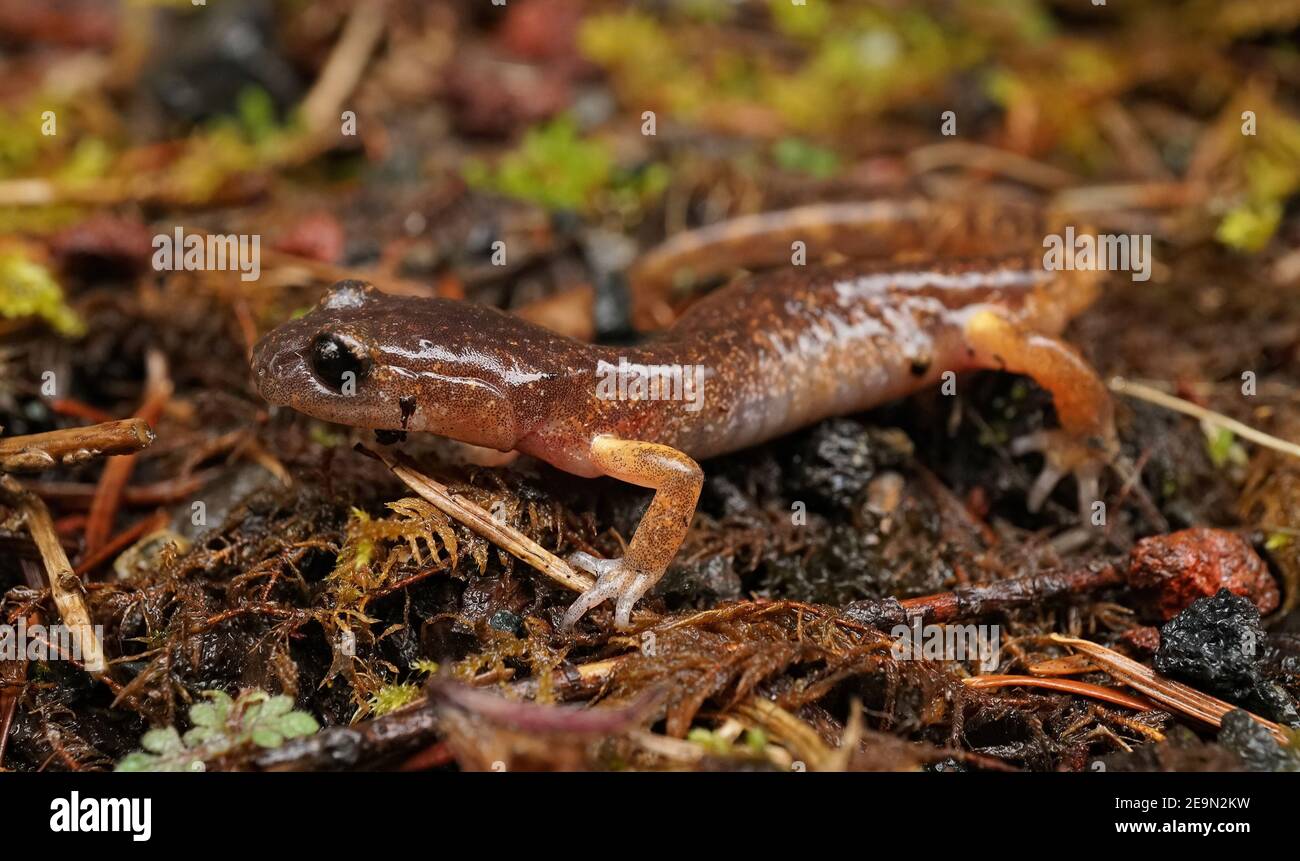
250, 326, 306, 408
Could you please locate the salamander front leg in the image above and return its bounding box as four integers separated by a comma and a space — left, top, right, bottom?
561, 436, 703, 630
963, 309, 1118, 516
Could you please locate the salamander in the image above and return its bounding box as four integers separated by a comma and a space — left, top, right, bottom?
251, 255, 1116, 630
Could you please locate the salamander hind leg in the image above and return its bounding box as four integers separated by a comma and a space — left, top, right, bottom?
561, 436, 703, 631
963, 308, 1118, 517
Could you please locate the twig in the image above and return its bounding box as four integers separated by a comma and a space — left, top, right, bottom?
298, 2, 389, 134
1110, 376, 1300, 461
373, 449, 594, 594
843, 562, 1123, 627
0, 418, 154, 473
0, 476, 106, 675
48, 399, 116, 424
732, 697, 835, 771
0, 177, 125, 207
906, 141, 1080, 189
1049, 634, 1287, 742
963, 674, 1156, 712
1052, 181, 1197, 213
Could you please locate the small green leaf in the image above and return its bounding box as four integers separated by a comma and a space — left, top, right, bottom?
236, 86, 279, 145
250, 728, 284, 749
114, 753, 159, 772
141, 727, 183, 755
277, 712, 320, 738
206, 689, 234, 706
1216, 199, 1283, 252
183, 726, 216, 746
261, 695, 294, 719
773, 138, 841, 179
686, 727, 732, 755
1266, 532, 1293, 552
1203, 423, 1246, 469
0, 250, 86, 337
189, 702, 222, 728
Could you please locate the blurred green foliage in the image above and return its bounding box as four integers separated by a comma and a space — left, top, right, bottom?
463, 116, 667, 215
0, 248, 84, 337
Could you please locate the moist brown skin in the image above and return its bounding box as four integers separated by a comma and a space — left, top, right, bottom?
252, 258, 1115, 630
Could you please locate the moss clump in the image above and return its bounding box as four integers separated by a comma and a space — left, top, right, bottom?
367, 683, 423, 717
463, 117, 666, 215
0, 248, 85, 337
773, 138, 841, 179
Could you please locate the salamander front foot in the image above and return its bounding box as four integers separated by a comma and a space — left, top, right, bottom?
1011, 428, 1113, 518
561, 552, 657, 631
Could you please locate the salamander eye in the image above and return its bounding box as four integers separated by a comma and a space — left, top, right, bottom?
310, 333, 370, 392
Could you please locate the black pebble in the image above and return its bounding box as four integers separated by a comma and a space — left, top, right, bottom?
1156, 589, 1300, 725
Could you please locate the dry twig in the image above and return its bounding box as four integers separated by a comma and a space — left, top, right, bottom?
0, 476, 107, 675
0, 418, 154, 473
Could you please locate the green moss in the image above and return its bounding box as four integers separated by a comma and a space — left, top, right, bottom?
773, 138, 841, 178
56, 137, 112, 183
768, 0, 833, 39
0, 249, 85, 337
687, 726, 770, 758
464, 117, 666, 215
580, 12, 682, 106
1203, 424, 1247, 469
1216, 199, 1283, 253
367, 683, 423, 717
1266, 532, 1293, 553
674, 0, 735, 24
1215, 98, 1300, 251
0, 99, 66, 178
0, 205, 86, 235
308, 423, 345, 448
687, 726, 734, 755
465, 117, 612, 211
236, 86, 280, 146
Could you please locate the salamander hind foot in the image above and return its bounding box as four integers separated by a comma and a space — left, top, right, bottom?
1011, 428, 1112, 518
963, 308, 1118, 521
561, 552, 657, 630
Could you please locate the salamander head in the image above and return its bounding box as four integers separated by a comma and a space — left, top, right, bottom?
252, 281, 537, 451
